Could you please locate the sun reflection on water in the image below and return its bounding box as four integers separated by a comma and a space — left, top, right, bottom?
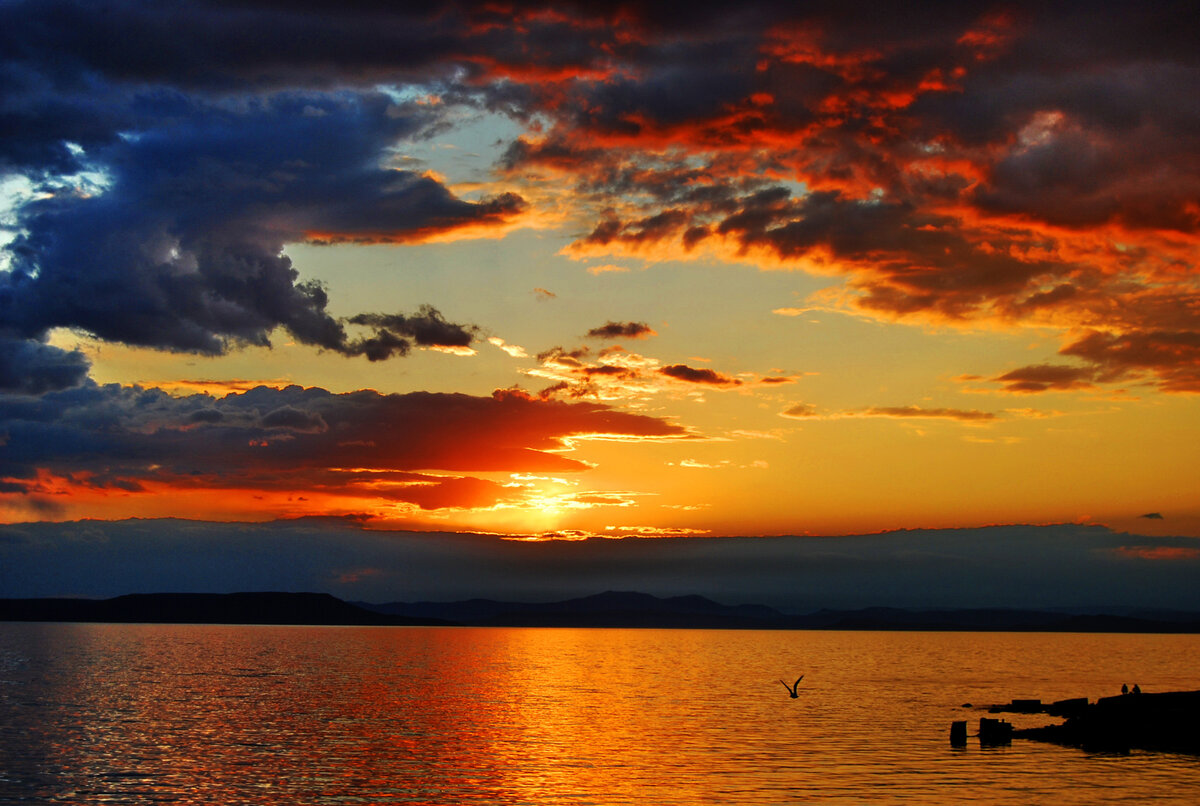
1, 624, 1199, 804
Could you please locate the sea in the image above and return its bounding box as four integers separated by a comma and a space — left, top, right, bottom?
1, 623, 1198, 804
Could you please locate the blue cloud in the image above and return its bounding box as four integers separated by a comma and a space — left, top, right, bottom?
2, 91, 518, 360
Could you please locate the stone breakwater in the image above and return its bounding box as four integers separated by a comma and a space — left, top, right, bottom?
953, 690, 1200, 754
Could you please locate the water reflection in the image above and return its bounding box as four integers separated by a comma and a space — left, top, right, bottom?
1, 624, 1199, 804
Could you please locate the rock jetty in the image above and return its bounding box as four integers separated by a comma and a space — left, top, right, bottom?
1008, 690, 1200, 754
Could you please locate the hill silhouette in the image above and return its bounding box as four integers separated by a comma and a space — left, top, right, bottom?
355, 591, 1200, 632
3, 591, 1199, 631
0, 592, 450, 626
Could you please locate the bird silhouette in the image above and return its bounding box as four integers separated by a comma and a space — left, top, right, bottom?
780, 675, 804, 698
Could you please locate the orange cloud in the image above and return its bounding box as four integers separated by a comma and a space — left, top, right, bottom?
990, 364, 1098, 394
529, 343, 759, 402
1062, 330, 1200, 393
858, 406, 996, 421
481, 6, 1200, 396
0, 384, 689, 525
781, 403, 997, 422
302, 192, 528, 245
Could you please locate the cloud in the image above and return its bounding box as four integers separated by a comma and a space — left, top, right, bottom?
781, 402, 995, 421
985, 330, 1200, 395
485, 4, 1200, 393
991, 364, 1098, 394
0, 338, 91, 394
585, 321, 657, 340
488, 336, 528, 358
344, 307, 479, 360
857, 406, 996, 421
0, 383, 688, 520
259, 406, 328, 433
1139, 512, 1164, 520
3, 0, 1198, 399
1, 92, 520, 363
1061, 330, 1200, 393
536, 345, 592, 370
659, 364, 743, 387
529, 344, 752, 401
578, 209, 693, 252
780, 403, 818, 419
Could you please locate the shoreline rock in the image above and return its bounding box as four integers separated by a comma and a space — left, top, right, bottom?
1012, 690, 1200, 755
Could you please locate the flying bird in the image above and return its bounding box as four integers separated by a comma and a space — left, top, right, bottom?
780, 675, 804, 698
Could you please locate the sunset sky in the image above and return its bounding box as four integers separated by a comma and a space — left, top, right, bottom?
2, 1, 1198, 602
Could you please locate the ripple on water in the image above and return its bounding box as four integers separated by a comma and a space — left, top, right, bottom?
0, 625, 1198, 804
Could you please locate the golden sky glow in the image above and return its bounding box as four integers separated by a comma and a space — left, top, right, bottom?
1, 1, 1198, 542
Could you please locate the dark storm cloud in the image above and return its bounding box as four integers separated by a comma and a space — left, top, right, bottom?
0, 1, 490, 181
0, 92, 518, 358
585, 321, 657, 340
187, 408, 224, 424
0, 67, 133, 176
259, 405, 328, 433
344, 307, 480, 361
0, 1, 463, 95
0, 338, 90, 395
971, 105, 1200, 232
0, 2, 530, 367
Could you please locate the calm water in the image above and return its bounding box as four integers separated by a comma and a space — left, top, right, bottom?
1, 624, 1198, 804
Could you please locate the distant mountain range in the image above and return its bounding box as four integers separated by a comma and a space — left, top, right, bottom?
3, 590, 1200, 632
0, 592, 447, 626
